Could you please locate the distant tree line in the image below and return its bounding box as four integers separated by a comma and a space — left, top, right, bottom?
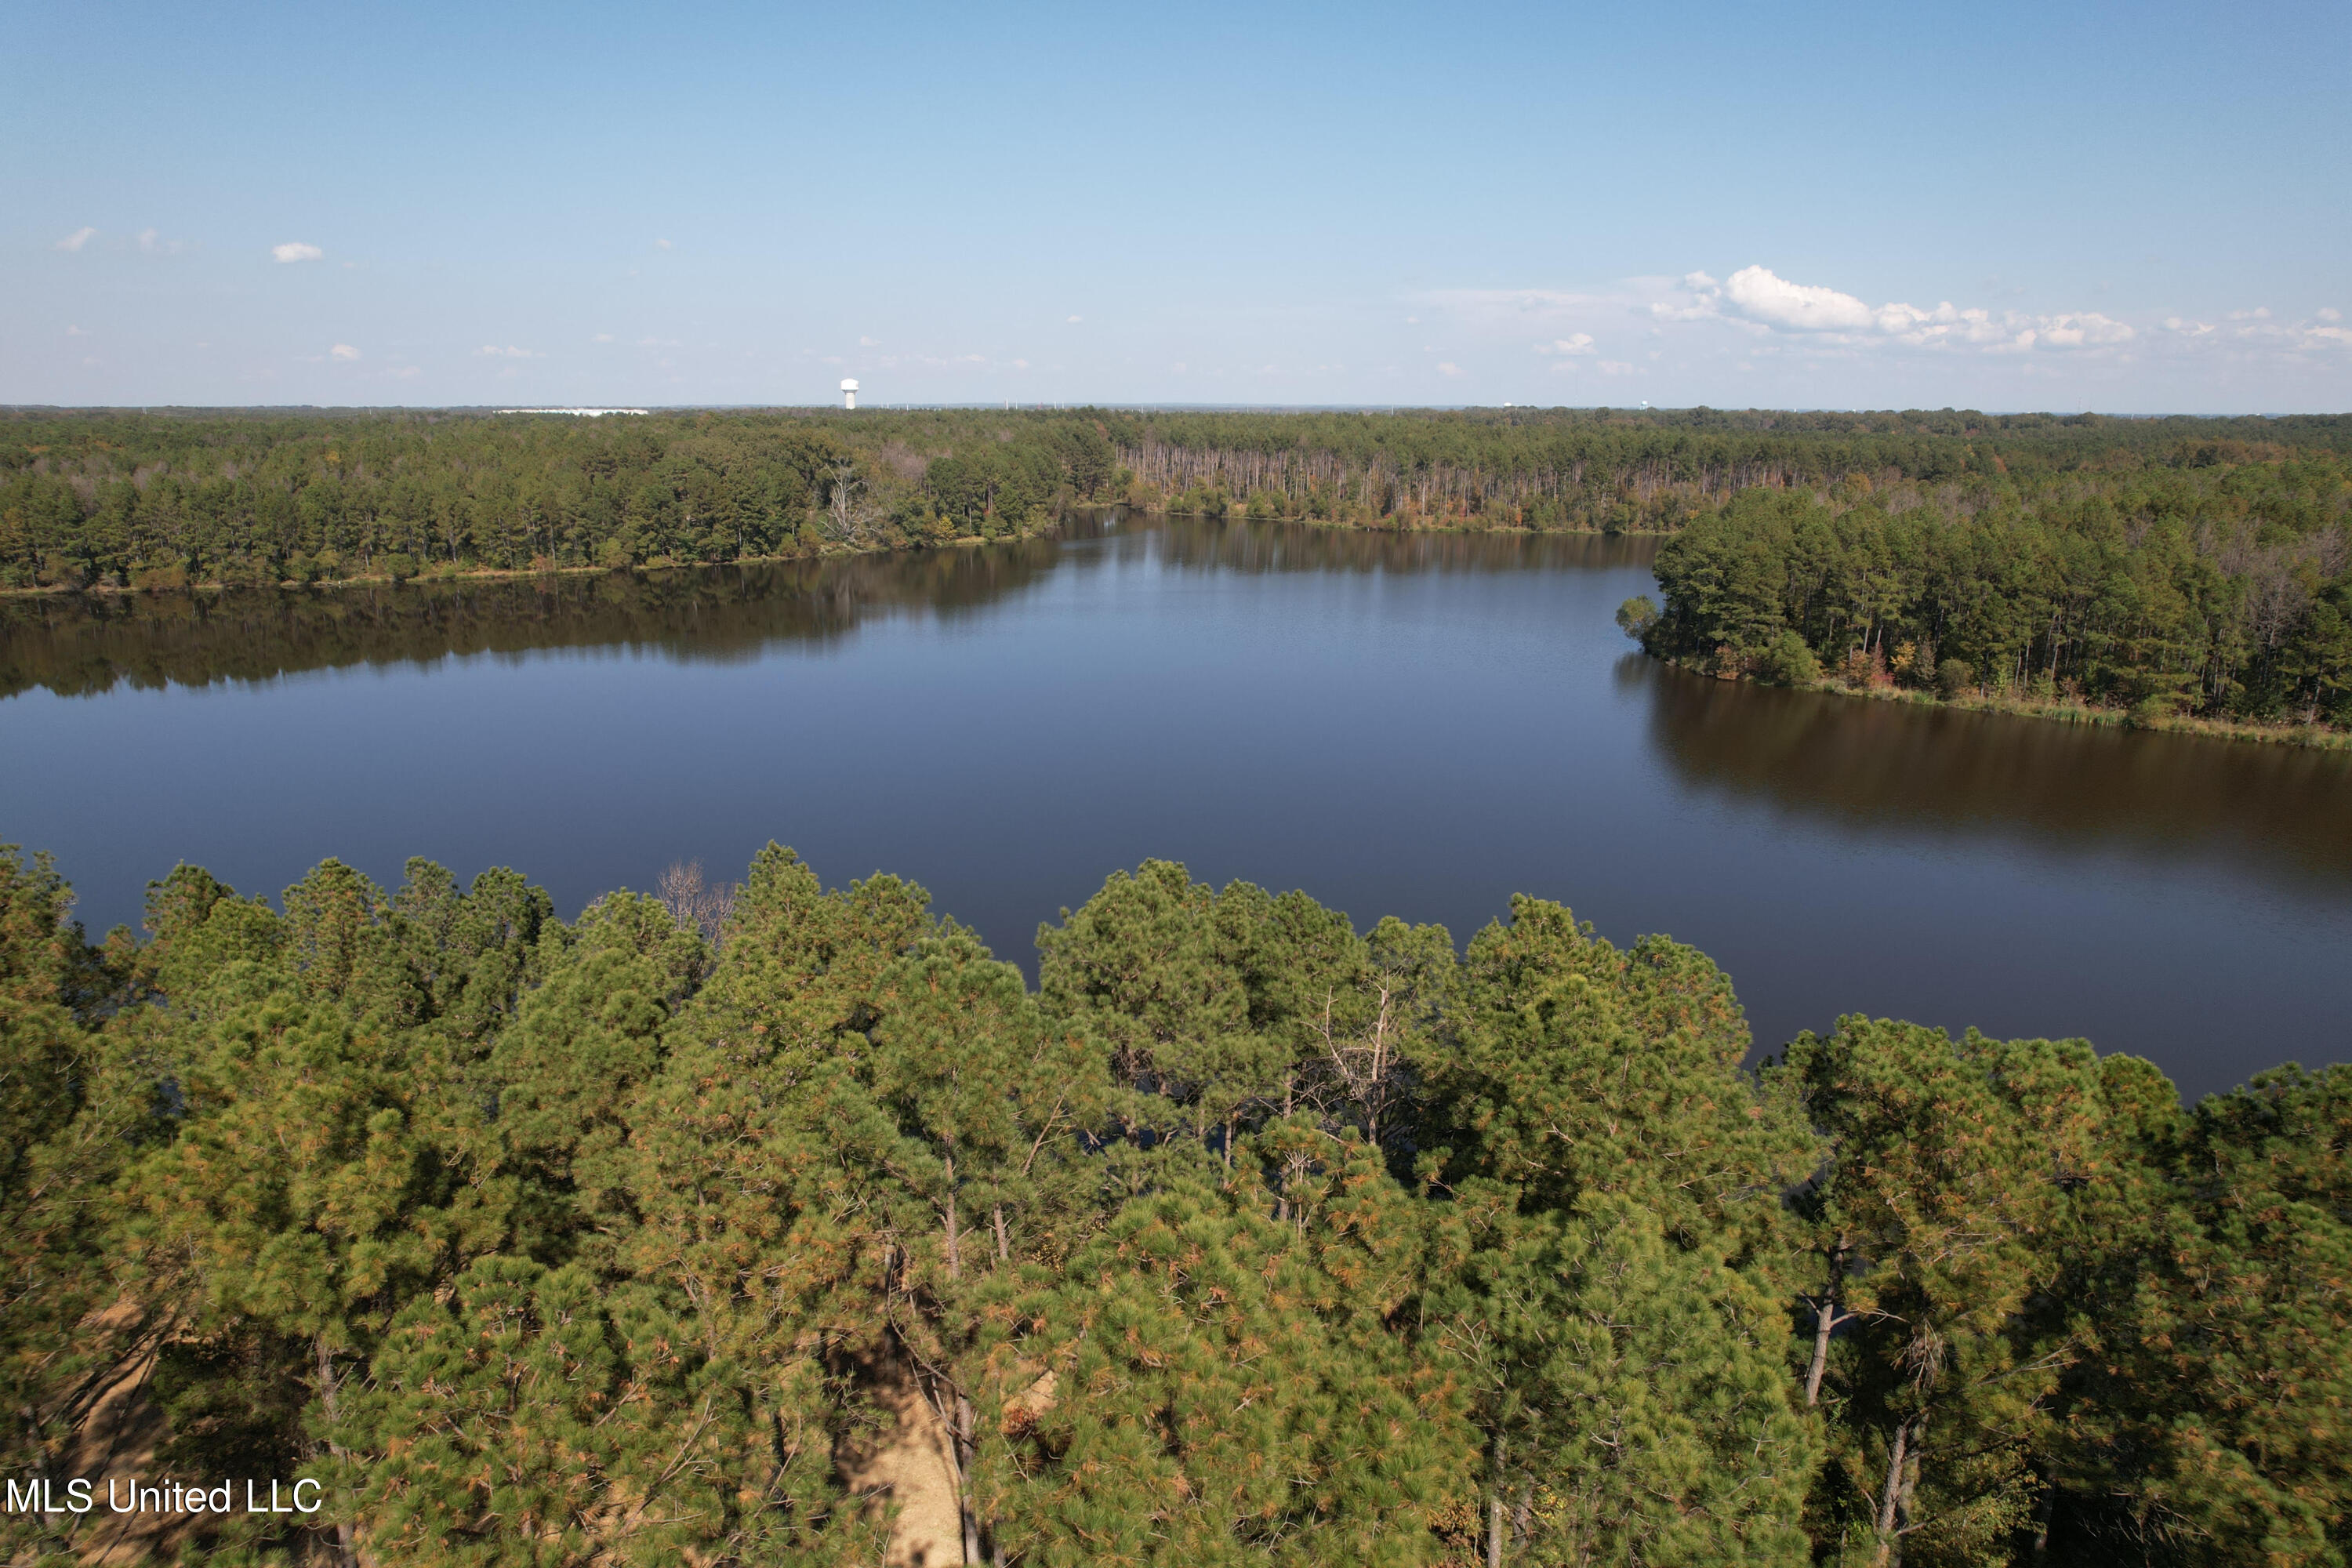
5, 840, 2348, 1566
1103, 407, 2352, 534
5, 406, 2347, 590
0, 410, 1120, 590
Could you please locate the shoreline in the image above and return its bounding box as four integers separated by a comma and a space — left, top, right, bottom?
1655, 652, 2352, 753
0, 512, 1659, 601
0, 532, 1042, 601
1148, 504, 1672, 538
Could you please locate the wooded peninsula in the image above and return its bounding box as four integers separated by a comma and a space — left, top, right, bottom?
2, 840, 2345, 1566
5, 405, 2348, 739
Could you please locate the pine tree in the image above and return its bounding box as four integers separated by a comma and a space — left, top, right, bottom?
0, 846, 148, 1563
1425, 895, 1817, 1566
1771, 1018, 2120, 1567
490, 889, 710, 1265
122, 860, 504, 1563
343, 1254, 797, 1566
2055, 1063, 2352, 1563
609, 845, 946, 1564
989, 1128, 1470, 1567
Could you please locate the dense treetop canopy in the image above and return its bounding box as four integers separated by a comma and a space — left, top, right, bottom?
2, 838, 2346, 1566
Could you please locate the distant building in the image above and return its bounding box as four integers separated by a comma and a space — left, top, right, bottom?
840, 379, 859, 411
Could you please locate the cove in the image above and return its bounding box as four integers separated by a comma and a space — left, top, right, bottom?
2, 511, 2346, 1101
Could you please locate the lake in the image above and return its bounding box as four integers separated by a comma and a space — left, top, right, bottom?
4, 511, 2347, 1101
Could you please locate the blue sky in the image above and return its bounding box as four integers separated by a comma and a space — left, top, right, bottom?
5, 0, 2347, 412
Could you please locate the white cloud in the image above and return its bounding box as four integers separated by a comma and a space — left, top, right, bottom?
56, 227, 96, 252
2320, 307, 2343, 323
66, 325, 85, 337
476, 344, 541, 358
858, 335, 878, 346
592, 332, 615, 343
655, 238, 673, 251
1536, 334, 1595, 356
1657, 265, 2132, 352
133, 227, 187, 255
330, 343, 360, 361
389, 365, 423, 379
1721, 266, 1882, 332
1436, 361, 1465, 378
272, 241, 325, 263
1066, 314, 1083, 323
1597, 360, 1636, 376
2033, 314, 2138, 350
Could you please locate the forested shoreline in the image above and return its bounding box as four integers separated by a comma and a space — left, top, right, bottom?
1629, 462, 2352, 738
9, 405, 2347, 739
4, 840, 2347, 1566
7, 405, 2347, 583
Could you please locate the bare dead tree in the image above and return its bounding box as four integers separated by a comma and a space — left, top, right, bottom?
658, 860, 736, 948
823, 459, 884, 546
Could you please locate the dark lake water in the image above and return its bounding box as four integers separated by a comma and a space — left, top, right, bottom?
5, 513, 2348, 1101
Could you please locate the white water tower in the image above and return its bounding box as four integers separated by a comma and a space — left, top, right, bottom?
840, 378, 858, 411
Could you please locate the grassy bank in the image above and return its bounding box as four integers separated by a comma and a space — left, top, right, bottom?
1656, 649, 2352, 751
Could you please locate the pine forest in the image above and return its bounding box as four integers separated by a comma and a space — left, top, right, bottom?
2, 840, 2347, 1566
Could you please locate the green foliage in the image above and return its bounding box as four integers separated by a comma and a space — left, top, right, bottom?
0, 845, 147, 1559
1425, 895, 1818, 1564
992, 1131, 1468, 1568
1761, 629, 1823, 685
1615, 593, 1660, 643
1769, 1019, 2156, 1566
1650, 472, 2352, 728
2048, 1064, 2352, 1564
4, 841, 2347, 1566
343, 1256, 797, 1567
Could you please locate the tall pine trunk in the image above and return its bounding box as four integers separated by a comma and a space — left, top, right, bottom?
313, 1336, 358, 1568
1486, 1431, 1506, 1568
1871, 1417, 1913, 1568
1805, 1295, 1837, 1406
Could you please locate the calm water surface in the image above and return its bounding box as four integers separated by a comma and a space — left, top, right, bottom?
5, 514, 2348, 1100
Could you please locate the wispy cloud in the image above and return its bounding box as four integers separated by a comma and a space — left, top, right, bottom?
272, 241, 325, 263
476, 344, 542, 358
1664, 266, 2135, 351
2164, 307, 2352, 353
56, 227, 96, 252
1536, 334, 1596, 356
330, 344, 360, 361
